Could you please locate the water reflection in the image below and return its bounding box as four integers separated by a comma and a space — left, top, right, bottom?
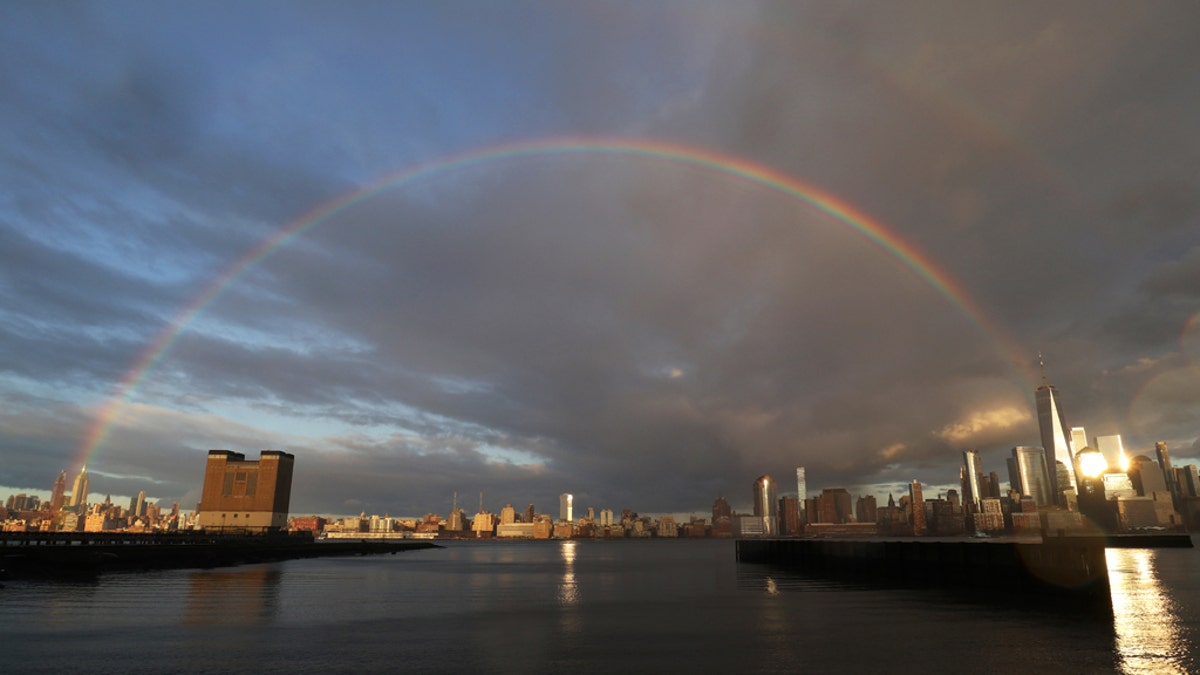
1108, 549, 1186, 674
183, 567, 282, 625
558, 539, 579, 606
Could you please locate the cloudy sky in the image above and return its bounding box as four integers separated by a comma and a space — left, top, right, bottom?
2, 2, 1199, 518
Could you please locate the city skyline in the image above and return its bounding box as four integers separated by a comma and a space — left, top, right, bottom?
2, 4, 1200, 518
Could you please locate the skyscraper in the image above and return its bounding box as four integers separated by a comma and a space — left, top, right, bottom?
796, 467, 807, 525
712, 496, 732, 522
1035, 359, 1077, 502
50, 470, 67, 511
1011, 446, 1053, 506
559, 493, 573, 523
753, 475, 777, 536
909, 480, 926, 536
1156, 442, 1177, 500
960, 450, 984, 511
1095, 434, 1128, 472
69, 466, 89, 510
1070, 426, 1088, 456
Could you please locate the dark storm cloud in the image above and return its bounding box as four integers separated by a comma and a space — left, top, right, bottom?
2, 3, 1199, 514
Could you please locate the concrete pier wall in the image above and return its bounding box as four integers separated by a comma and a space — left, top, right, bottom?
736, 536, 1110, 602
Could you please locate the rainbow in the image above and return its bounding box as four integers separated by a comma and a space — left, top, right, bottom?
75, 136, 1032, 468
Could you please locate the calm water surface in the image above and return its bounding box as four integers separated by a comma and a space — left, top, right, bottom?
2, 538, 1198, 673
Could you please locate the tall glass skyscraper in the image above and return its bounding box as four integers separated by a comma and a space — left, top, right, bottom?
753, 475, 777, 537
1011, 446, 1053, 506
1036, 377, 1076, 502
961, 450, 984, 510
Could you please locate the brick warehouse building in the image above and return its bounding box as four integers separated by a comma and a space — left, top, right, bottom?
197, 450, 295, 533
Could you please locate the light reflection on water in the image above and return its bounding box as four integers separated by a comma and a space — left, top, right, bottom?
558, 539, 579, 606
1108, 548, 1187, 674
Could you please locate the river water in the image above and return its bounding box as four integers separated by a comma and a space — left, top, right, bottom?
2, 538, 1198, 673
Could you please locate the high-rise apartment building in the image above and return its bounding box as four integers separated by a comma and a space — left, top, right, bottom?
559, 493, 573, 523
778, 496, 802, 535
960, 450, 984, 511
196, 450, 294, 532
753, 475, 777, 536
1011, 446, 1053, 506
500, 503, 516, 525
1035, 368, 1076, 501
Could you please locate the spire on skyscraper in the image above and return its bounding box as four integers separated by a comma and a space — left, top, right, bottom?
1034, 357, 1077, 503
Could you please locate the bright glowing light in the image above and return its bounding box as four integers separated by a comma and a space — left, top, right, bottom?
1078, 449, 1108, 478
1119, 452, 1130, 472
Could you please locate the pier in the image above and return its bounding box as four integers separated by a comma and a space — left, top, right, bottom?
0, 531, 438, 579
736, 535, 1114, 604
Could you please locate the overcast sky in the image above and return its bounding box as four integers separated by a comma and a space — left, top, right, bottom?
2, 2, 1198, 518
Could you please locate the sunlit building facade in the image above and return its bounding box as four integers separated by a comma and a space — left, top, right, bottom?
960, 450, 984, 511
1036, 381, 1076, 502
559, 493, 573, 523
196, 450, 295, 532
69, 466, 89, 510
752, 475, 777, 537
1011, 446, 1053, 506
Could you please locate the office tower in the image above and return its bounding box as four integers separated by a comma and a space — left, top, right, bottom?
69, 466, 89, 509
1011, 446, 1053, 506
1070, 427, 1088, 455
525, 504, 536, 523
1129, 456, 1167, 496
1035, 360, 1076, 501
856, 495, 877, 524
500, 504, 516, 525
559, 493, 573, 523
986, 471, 1002, 498
961, 450, 984, 511
1176, 465, 1200, 498
50, 470, 67, 511
1156, 442, 1177, 500
753, 475, 777, 536
909, 480, 926, 535
196, 450, 295, 532
135, 490, 146, 518
1095, 434, 1128, 472
796, 467, 808, 524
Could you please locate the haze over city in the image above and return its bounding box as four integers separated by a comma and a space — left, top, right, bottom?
2, 3, 1199, 519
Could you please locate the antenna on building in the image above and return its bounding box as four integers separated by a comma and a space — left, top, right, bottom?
452, 490, 457, 512
479, 491, 483, 513
1038, 352, 1048, 386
